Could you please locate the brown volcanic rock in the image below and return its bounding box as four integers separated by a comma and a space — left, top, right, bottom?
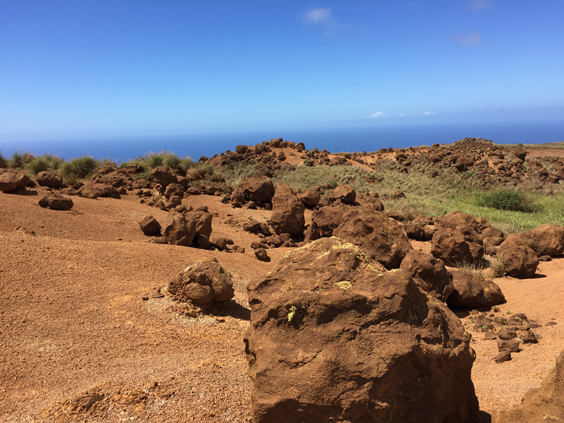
0, 170, 32, 193
520, 224, 564, 257
270, 183, 305, 236
151, 167, 178, 188
332, 208, 413, 269
38, 194, 74, 211
297, 189, 320, 208
186, 210, 213, 240
36, 171, 63, 188
493, 350, 564, 423
168, 260, 234, 305
245, 237, 479, 423
400, 251, 453, 302
447, 271, 506, 308
139, 215, 161, 235
439, 210, 489, 234
431, 229, 482, 266
311, 203, 349, 237
329, 184, 356, 204
497, 244, 539, 279
79, 183, 121, 199
239, 176, 275, 203
162, 212, 197, 246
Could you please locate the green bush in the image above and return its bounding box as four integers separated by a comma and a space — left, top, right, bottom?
0, 151, 7, 168
10, 152, 24, 169
134, 151, 193, 171
479, 190, 536, 212
61, 156, 101, 179
25, 154, 63, 175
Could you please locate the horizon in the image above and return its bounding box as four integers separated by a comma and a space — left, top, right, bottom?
1, 1, 563, 146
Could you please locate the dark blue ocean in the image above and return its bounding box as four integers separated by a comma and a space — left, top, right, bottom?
2, 120, 564, 163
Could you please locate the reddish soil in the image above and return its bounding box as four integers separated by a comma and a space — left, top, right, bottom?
1, 155, 563, 421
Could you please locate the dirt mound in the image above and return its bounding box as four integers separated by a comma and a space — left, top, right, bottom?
245, 237, 478, 423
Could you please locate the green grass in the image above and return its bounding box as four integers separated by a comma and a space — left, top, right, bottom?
61, 156, 101, 179
216, 162, 259, 187
0, 151, 6, 168
25, 154, 63, 175
133, 151, 195, 172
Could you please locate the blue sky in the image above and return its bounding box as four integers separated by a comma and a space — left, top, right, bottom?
1, 0, 564, 143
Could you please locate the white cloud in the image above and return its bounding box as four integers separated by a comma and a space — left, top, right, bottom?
449, 31, 483, 47
467, 0, 493, 12
421, 111, 433, 116
370, 111, 384, 118
303, 7, 332, 24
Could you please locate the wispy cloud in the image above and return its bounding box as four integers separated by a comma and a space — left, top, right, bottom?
370, 111, 384, 118
467, 0, 493, 12
421, 111, 433, 116
448, 31, 483, 47
303, 7, 332, 24
300, 7, 343, 34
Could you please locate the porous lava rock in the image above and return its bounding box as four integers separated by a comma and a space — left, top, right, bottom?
439, 210, 489, 234
297, 189, 320, 208
38, 194, 74, 211
139, 215, 161, 235
497, 244, 539, 279
431, 229, 483, 266
520, 223, 564, 257
311, 203, 349, 237
245, 237, 479, 423
447, 271, 506, 308
36, 171, 63, 188
400, 251, 453, 302
0, 169, 32, 193
79, 183, 121, 199
151, 167, 178, 188
329, 184, 356, 204
186, 210, 213, 242
270, 183, 305, 236
162, 213, 197, 246
168, 260, 234, 305
333, 208, 413, 269
239, 176, 275, 203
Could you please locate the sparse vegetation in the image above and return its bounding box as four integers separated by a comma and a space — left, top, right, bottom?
61, 156, 101, 180
0, 151, 7, 168
26, 154, 63, 175
133, 151, 195, 172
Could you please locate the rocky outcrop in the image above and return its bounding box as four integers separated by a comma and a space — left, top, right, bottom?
245, 237, 479, 423
38, 194, 74, 211
270, 183, 305, 236
447, 271, 506, 308
168, 261, 234, 305
400, 251, 453, 302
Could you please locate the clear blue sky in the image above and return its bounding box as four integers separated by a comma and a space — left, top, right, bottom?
1, 0, 563, 142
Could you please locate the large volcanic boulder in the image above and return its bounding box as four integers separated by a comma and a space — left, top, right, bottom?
329, 184, 356, 204
186, 210, 213, 243
239, 176, 275, 203
168, 260, 234, 305
297, 189, 320, 208
497, 244, 539, 279
333, 208, 412, 269
520, 224, 564, 257
151, 167, 178, 188
36, 171, 63, 188
493, 350, 564, 423
0, 170, 32, 193
431, 229, 483, 266
245, 237, 479, 423
79, 183, 121, 199
270, 183, 305, 236
38, 194, 73, 211
400, 251, 453, 302
162, 213, 197, 246
311, 203, 349, 237
139, 215, 161, 235
439, 210, 489, 234
447, 271, 506, 308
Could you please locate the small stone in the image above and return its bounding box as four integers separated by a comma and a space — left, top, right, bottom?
255, 248, 270, 262
498, 329, 517, 340
539, 255, 552, 261
484, 332, 497, 340
545, 321, 557, 326
494, 351, 512, 363
522, 330, 538, 344
497, 339, 521, 353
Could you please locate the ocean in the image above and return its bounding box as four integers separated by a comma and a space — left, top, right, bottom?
2, 120, 564, 163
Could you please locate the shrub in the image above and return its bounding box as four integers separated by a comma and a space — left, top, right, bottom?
10, 152, 24, 169
26, 157, 51, 174
479, 190, 537, 212
61, 156, 101, 179
0, 151, 6, 168
134, 151, 193, 171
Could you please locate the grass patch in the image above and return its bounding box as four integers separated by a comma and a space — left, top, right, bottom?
216, 162, 259, 187
25, 154, 63, 175
478, 189, 537, 212
133, 151, 195, 172
0, 151, 7, 168
61, 156, 101, 180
